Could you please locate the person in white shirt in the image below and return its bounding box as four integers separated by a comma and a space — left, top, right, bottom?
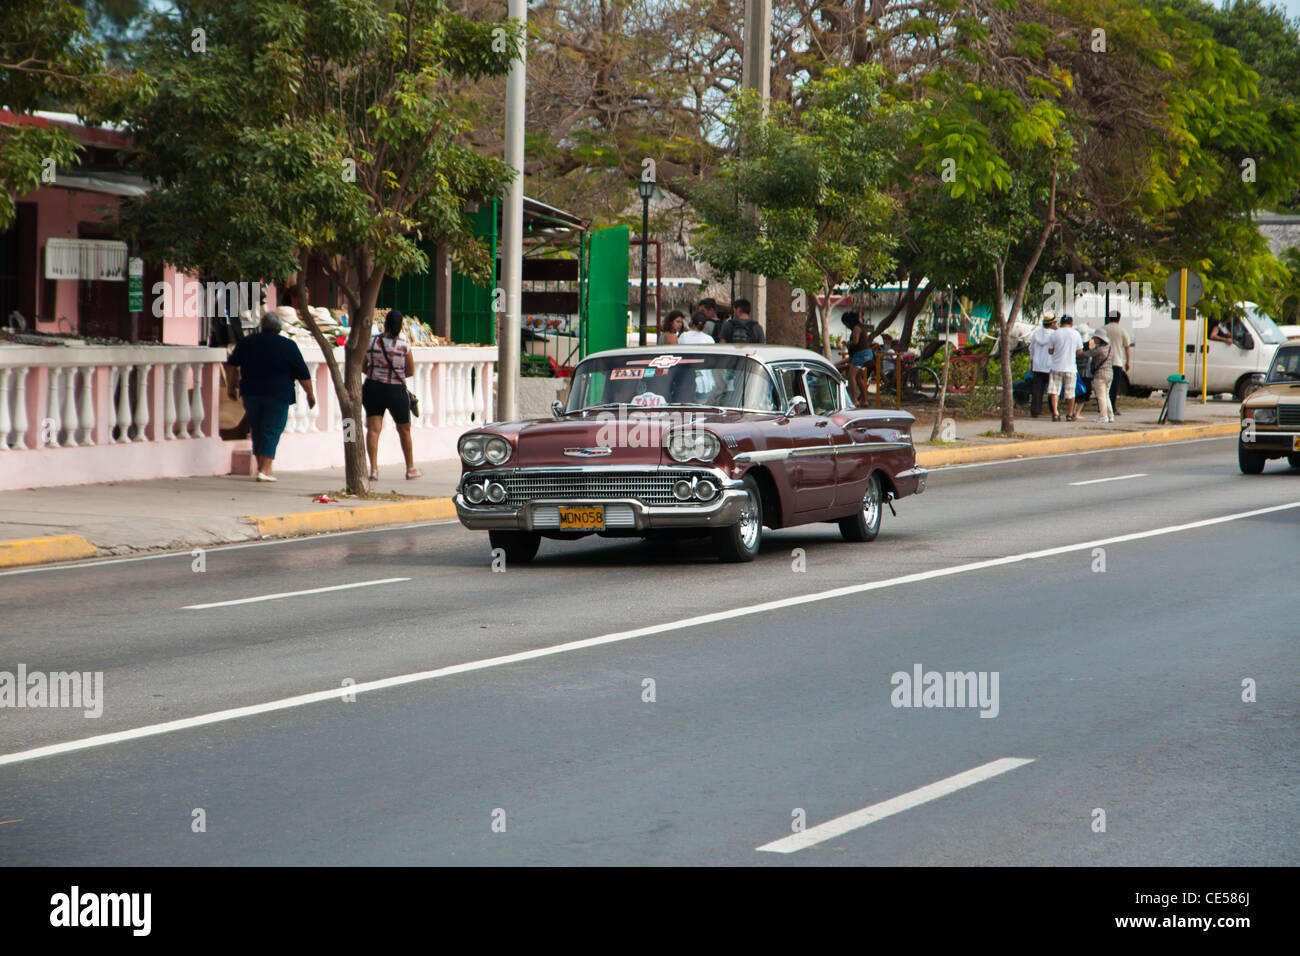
678, 312, 715, 344
1048, 315, 1084, 421
1029, 313, 1057, 418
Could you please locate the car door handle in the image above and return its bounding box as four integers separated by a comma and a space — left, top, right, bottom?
815, 420, 829, 427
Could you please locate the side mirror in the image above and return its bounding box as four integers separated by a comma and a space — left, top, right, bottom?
551, 400, 565, 419
785, 395, 809, 417
1236, 333, 1254, 351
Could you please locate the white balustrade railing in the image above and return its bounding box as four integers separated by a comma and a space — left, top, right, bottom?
0, 346, 225, 452
0, 343, 496, 466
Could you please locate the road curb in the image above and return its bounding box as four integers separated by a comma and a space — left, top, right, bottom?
916, 422, 1238, 467
0, 533, 99, 569
248, 497, 458, 538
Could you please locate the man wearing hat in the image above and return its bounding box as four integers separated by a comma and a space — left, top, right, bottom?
1029, 313, 1057, 417
1103, 310, 1131, 415
1082, 327, 1115, 422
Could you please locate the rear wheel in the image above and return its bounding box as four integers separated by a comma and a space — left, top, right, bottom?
488, 530, 541, 564
713, 474, 762, 562
839, 473, 883, 542
1238, 438, 1267, 475
904, 365, 940, 401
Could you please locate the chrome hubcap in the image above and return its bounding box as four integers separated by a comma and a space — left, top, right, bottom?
862, 480, 880, 528
738, 489, 760, 549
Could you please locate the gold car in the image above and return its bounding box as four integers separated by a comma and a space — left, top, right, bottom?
1238, 343, 1300, 473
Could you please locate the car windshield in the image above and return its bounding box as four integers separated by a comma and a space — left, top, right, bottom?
1266, 346, 1300, 383
566, 353, 782, 412
1243, 305, 1287, 345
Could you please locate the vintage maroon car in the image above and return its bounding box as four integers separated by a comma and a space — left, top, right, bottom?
454, 344, 926, 562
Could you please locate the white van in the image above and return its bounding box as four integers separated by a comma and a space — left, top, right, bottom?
1066, 294, 1287, 400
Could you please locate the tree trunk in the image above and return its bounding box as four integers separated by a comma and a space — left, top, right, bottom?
929, 307, 954, 442
765, 275, 804, 347
898, 282, 933, 350
819, 280, 833, 358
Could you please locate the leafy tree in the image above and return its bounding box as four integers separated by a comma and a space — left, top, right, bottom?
690, 65, 907, 356
119, 0, 519, 493
0, 0, 135, 230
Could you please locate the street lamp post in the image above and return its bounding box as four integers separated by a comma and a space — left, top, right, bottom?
637, 176, 654, 346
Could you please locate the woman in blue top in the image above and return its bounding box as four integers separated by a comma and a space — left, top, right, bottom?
225, 312, 315, 481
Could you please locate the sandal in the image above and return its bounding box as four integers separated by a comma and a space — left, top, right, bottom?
406, 468, 423, 480
368, 469, 379, 481
1052, 413, 1060, 422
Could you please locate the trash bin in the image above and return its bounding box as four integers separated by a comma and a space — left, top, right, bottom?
1167, 374, 1188, 422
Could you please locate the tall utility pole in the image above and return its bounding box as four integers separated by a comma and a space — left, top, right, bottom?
738, 0, 771, 329
498, 0, 527, 422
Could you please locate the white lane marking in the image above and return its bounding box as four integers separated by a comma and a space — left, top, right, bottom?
2, 500, 1296, 768
1068, 473, 1148, 486
182, 577, 409, 610
932, 435, 1230, 471
0, 520, 457, 577
756, 757, 1036, 854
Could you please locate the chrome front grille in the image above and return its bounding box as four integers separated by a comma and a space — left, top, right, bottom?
1277, 404, 1300, 427
476, 469, 708, 507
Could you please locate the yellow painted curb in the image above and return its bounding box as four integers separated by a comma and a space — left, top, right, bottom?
248, 497, 458, 538
0, 533, 98, 569
916, 422, 1238, 468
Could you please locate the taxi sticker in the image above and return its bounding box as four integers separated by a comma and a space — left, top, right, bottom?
610, 368, 644, 380
631, 392, 667, 407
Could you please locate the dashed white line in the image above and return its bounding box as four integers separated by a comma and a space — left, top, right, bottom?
182, 577, 410, 609
2, 500, 1296, 768
1068, 473, 1148, 486
756, 758, 1036, 853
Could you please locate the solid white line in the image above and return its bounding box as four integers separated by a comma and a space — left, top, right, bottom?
2, 500, 1296, 768
756, 758, 1036, 853
1068, 473, 1148, 486
182, 577, 410, 609
0, 520, 456, 577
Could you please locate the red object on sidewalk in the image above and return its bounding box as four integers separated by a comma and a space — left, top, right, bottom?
313, 494, 337, 503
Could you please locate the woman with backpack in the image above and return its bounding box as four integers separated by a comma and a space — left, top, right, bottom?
362, 309, 422, 481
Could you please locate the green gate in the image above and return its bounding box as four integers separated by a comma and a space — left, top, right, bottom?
581, 225, 630, 358
451, 201, 499, 345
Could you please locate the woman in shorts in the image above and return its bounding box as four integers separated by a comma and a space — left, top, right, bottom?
363, 309, 422, 480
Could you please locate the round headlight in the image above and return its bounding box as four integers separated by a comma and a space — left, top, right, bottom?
484, 436, 512, 465
464, 482, 486, 504
460, 434, 486, 465
1252, 407, 1277, 425
666, 429, 721, 462
695, 478, 718, 501
485, 482, 507, 504
673, 479, 694, 500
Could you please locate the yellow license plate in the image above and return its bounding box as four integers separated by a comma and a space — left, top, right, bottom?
1293, 436, 1300, 452
559, 506, 605, 530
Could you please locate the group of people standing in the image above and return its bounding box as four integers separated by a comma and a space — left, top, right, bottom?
224, 308, 423, 482
659, 298, 766, 345
1028, 311, 1132, 423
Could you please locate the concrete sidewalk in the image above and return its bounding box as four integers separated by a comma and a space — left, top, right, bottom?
0, 397, 1242, 568
0, 458, 463, 562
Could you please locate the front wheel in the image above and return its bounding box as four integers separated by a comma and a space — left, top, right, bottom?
488, 530, 541, 564
713, 474, 762, 562
839, 472, 883, 542
1238, 439, 1266, 475
1288, 453, 1300, 469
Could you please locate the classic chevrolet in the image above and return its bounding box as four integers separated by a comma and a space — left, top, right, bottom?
1238, 342, 1300, 473
454, 344, 927, 562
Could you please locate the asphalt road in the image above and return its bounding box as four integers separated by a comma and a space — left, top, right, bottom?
1, 436, 1297, 865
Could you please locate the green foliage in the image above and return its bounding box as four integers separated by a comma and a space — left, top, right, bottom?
119, 0, 519, 292
0, 0, 138, 229
691, 65, 908, 350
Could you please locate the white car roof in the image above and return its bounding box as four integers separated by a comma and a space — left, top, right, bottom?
586, 343, 838, 370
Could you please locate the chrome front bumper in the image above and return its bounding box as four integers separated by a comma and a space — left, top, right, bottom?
455, 490, 751, 531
